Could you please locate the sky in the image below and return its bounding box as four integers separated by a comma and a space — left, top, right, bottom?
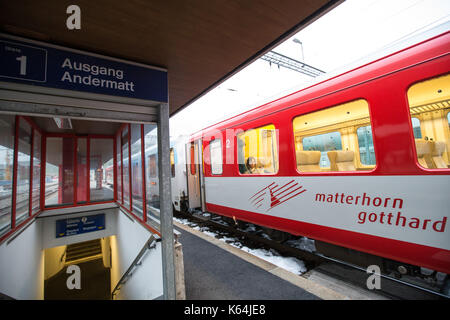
169, 0, 450, 139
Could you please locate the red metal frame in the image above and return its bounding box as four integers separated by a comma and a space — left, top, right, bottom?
28, 128, 34, 217
113, 134, 118, 202
40, 133, 46, 211
22, 116, 44, 135
120, 130, 124, 205
0, 115, 125, 243
128, 124, 132, 212
86, 136, 90, 203
112, 123, 153, 227
43, 134, 115, 210
1, 116, 43, 243
10, 116, 20, 229
73, 136, 78, 205
141, 124, 147, 222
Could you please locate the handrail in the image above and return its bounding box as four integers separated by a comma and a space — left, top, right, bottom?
60, 248, 66, 263
111, 234, 160, 299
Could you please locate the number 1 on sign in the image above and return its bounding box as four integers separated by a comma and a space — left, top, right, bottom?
16, 55, 27, 75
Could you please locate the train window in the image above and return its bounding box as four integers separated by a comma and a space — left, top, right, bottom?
293, 99, 375, 172
0, 115, 15, 235
31, 130, 41, 214
130, 124, 143, 216
237, 124, 279, 174
407, 73, 450, 169
90, 138, 114, 202
170, 148, 175, 177
209, 139, 223, 175
190, 144, 196, 175
357, 126, 376, 165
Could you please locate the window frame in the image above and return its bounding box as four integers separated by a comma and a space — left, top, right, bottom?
209, 138, 223, 175
291, 98, 377, 175
43, 133, 115, 210
236, 123, 279, 176
190, 144, 196, 175
355, 124, 376, 168
0, 115, 43, 240
406, 73, 450, 171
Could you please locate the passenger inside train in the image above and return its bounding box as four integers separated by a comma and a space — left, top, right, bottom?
244, 156, 261, 174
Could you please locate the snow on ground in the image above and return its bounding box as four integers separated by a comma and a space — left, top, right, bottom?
174, 216, 308, 275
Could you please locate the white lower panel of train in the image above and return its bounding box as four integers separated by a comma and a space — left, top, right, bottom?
204, 175, 449, 251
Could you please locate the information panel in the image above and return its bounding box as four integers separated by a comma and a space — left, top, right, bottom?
56, 213, 105, 238
0, 35, 167, 102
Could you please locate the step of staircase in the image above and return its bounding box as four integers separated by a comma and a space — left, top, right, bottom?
66, 239, 102, 264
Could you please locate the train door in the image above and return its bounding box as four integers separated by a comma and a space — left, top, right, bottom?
186, 139, 204, 210
197, 139, 206, 212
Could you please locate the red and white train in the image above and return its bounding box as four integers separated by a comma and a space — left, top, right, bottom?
180, 29, 450, 283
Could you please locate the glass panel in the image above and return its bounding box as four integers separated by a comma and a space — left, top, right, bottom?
293, 99, 374, 172
32, 130, 41, 214
77, 138, 87, 203
116, 133, 122, 203
122, 127, 130, 207
357, 126, 376, 166
407, 74, 450, 169
0, 115, 15, 235
130, 124, 143, 218
302, 132, 342, 168
45, 137, 74, 206
210, 139, 223, 175
15, 119, 31, 224
411, 117, 422, 139
90, 138, 114, 202
237, 124, 278, 174
144, 124, 159, 225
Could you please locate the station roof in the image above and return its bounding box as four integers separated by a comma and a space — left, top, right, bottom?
0, 0, 341, 116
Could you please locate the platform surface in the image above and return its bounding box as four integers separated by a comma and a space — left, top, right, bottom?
175, 224, 320, 300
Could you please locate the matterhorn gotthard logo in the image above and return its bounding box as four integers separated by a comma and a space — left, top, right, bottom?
249, 180, 306, 212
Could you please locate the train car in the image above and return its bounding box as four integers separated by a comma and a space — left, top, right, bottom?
185, 29, 450, 285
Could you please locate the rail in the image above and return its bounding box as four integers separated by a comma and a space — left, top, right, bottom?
111, 234, 160, 299
174, 209, 449, 299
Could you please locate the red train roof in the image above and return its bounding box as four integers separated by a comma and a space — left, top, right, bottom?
190, 30, 450, 141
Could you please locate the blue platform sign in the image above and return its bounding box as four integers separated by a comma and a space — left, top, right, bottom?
56, 214, 106, 238
0, 35, 167, 102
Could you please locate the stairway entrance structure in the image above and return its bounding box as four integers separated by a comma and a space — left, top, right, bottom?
0, 34, 176, 300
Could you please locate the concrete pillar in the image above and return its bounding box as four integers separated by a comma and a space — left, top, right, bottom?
157, 103, 176, 300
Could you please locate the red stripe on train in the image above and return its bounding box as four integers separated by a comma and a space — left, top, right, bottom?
206, 202, 450, 274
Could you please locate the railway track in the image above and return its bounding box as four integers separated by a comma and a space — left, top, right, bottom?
174, 209, 448, 300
